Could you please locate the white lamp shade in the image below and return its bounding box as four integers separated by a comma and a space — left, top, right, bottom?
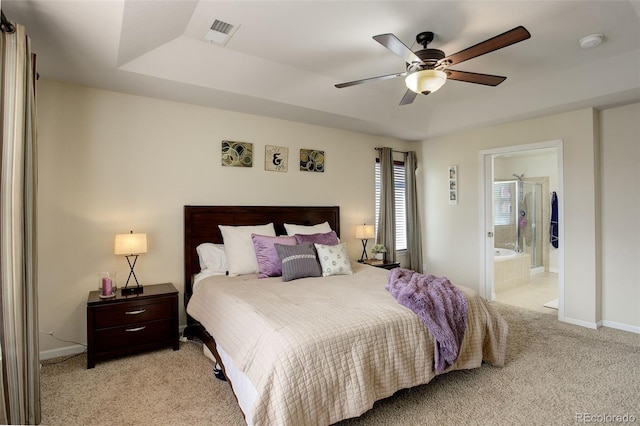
355, 224, 375, 239
405, 69, 447, 94
114, 232, 148, 255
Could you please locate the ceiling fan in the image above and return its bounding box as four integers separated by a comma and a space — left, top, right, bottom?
335, 26, 531, 105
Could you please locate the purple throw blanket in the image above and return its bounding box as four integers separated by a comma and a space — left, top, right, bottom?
386, 268, 468, 373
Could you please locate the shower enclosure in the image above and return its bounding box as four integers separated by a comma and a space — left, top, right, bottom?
493, 177, 544, 269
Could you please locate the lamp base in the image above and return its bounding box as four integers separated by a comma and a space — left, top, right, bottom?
359, 239, 369, 263
121, 285, 144, 295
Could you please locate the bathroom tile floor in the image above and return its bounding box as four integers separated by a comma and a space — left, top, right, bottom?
494, 272, 558, 314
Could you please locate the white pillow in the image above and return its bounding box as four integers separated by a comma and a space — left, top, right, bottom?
314, 243, 352, 277
196, 243, 227, 273
219, 223, 276, 276
284, 221, 332, 236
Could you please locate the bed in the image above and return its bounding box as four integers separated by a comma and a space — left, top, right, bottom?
183, 205, 508, 426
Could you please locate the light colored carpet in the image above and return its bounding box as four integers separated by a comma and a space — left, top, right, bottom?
41, 303, 640, 425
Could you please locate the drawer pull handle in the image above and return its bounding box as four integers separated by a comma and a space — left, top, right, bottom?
125, 309, 146, 315
125, 326, 146, 332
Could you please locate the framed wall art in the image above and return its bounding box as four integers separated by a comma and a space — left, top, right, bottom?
221, 140, 253, 167
300, 149, 324, 173
449, 165, 458, 205
265, 145, 288, 172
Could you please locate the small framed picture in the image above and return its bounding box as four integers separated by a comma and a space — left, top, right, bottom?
221, 140, 253, 167
300, 149, 325, 172
448, 165, 458, 205
265, 145, 288, 172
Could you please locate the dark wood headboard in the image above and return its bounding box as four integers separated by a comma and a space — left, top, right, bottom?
183, 205, 340, 303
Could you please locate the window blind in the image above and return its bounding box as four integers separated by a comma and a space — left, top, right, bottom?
375, 161, 407, 251
493, 182, 514, 226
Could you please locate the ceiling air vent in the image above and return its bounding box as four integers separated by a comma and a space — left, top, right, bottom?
204, 19, 239, 46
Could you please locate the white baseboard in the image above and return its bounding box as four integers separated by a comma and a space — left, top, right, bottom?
560, 316, 599, 330
601, 320, 640, 334
40, 344, 86, 361
560, 316, 639, 334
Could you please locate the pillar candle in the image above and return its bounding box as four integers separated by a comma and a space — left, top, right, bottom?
102, 277, 112, 296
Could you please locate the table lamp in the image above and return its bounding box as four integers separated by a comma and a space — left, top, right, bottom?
114, 231, 147, 294
355, 224, 375, 262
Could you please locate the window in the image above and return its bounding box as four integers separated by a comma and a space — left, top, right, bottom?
374, 160, 407, 251
493, 182, 514, 226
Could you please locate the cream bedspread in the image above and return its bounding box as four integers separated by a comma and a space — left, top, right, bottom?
187, 262, 508, 426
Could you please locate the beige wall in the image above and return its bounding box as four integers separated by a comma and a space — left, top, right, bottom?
418, 108, 601, 327
599, 103, 640, 330
37, 79, 409, 356
418, 104, 640, 331
36, 79, 639, 357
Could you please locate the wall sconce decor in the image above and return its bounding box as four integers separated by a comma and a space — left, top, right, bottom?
355, 224, 375, 262
114, 231, 148, 294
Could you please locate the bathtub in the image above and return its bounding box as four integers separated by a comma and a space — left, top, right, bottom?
494, 249, 531, 293
494, 248, 517, 259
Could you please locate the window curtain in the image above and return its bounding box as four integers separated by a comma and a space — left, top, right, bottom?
0, 15, 41, 425
376, 147, 396, 262
404, 151, 422, 272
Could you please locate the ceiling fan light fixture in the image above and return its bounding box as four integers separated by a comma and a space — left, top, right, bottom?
405, 69, 447, 94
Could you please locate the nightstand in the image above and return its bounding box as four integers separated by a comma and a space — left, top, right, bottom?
360, 259, 401, 270
86, 282, 179, 368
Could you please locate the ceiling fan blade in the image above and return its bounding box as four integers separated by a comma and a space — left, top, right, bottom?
442, 26, 531, 67
399, 90, 418, 106
335, 71, 406, 88
373, 33, 422, 64
446, 69, 507, 86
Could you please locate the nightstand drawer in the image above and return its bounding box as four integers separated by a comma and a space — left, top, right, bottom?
94, 318, 174, 353
93, 299, 173, 328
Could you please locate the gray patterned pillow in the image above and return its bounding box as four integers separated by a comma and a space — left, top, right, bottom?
274, 243, 322, 282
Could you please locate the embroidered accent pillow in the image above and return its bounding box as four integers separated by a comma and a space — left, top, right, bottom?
314, 243, 352, 277
274, 243, 322, 282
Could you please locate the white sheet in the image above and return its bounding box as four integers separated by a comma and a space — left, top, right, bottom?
203, 343, 258, 424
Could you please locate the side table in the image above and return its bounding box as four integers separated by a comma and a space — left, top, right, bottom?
86, 282, 179, 368
360, 259, 401, 270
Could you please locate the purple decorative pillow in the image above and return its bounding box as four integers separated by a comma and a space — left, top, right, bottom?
251, 234, 297, 278
294, 231, 339, 246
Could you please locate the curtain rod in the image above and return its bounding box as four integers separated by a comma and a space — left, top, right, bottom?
374, 147, 409, 154
1, 10, 16, 33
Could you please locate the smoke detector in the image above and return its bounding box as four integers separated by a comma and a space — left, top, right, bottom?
204, 19, 239, 46
579, 34, 603, 49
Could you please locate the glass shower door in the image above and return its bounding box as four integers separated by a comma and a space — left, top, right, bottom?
521, 181, 543, 268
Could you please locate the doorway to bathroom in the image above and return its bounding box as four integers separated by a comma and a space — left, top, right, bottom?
480, 140, 563, 316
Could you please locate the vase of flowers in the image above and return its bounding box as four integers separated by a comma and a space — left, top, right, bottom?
371, 244, 387, 260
